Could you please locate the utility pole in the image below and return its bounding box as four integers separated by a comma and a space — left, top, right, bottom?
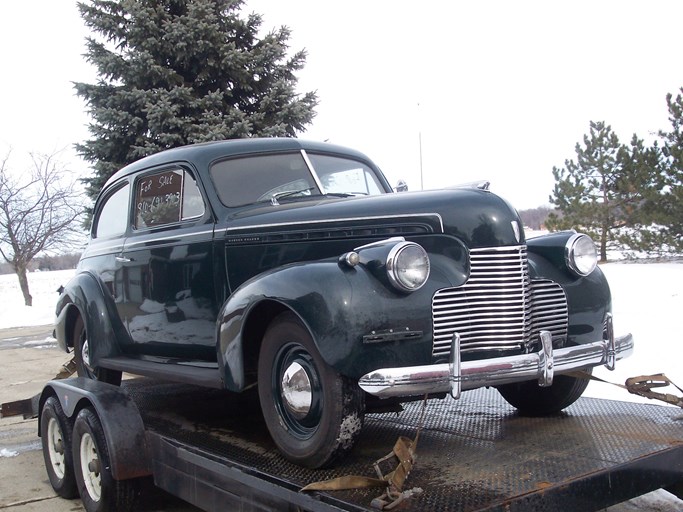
418, 103, 424, 190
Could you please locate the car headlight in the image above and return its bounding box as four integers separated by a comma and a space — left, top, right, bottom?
565, 233, 597, 276
386, 242, 430, 292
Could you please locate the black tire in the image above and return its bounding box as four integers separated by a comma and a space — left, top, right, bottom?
497, 370, 591, 416
72, 408, 138, 512
258, 312, 365, 468
40, 396, 78, 499
73, 317, 122, 386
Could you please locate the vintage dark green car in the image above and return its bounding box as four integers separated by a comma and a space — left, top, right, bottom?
55, 138, 633, 468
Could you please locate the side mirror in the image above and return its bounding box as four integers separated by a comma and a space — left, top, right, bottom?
395, 179, 408, 193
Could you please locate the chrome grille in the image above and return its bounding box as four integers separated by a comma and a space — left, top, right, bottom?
432, 246, 568, 359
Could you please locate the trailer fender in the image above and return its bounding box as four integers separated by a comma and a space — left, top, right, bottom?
39, 378, 151, 480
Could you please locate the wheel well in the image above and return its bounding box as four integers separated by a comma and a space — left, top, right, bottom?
241, 301, 290, 385
63, 305, 82, 351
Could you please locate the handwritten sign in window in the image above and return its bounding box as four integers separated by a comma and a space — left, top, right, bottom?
135, 169, 183, 228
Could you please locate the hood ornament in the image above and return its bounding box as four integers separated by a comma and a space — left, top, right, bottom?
512, 221, 521, 243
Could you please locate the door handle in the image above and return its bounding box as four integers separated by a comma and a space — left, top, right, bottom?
115, 256, 132, 263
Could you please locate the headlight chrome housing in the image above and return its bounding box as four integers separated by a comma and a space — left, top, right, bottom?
386, 242, 430, 292
565, 233, 597, 276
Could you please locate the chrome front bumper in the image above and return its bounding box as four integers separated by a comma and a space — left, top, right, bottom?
358, 315, 634, 399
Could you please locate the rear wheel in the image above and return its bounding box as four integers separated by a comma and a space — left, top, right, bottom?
73, 317, 122, 386
258, 312, 364, 468
497, 370, 591, 416
72, 407, 138, 512
40, 396, 78, 499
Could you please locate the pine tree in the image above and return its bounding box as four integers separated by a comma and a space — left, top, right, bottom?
613, 136, 669, 255
547, 121, 644, 261
651, 89, 683, 254
75, 0, 318, 202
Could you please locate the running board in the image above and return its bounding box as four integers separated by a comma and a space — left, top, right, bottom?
99, 356, 224, 389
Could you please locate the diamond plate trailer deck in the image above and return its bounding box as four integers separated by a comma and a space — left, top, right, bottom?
37, 378, 683, 512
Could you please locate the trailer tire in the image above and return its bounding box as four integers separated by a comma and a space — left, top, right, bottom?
41, 396, 78, 499
258, 312, 364, 468
72, 407, 138, 512
73, 317, 122, 386
497, 370, 591, 416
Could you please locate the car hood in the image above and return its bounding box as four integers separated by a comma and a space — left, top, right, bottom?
221, 188, 523, 248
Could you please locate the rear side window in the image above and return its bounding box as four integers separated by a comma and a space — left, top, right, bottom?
94, 183, 130, 239
134, 168, 205, 229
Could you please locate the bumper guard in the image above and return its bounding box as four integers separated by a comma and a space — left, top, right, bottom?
358, 314, 634, 399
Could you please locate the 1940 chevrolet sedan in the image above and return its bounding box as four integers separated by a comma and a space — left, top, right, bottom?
54, 138, 633, 468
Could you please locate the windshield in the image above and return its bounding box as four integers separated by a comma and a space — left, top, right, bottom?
209, 151, 386, 207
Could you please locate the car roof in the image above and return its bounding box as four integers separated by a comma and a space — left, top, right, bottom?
102, 138, 375, 189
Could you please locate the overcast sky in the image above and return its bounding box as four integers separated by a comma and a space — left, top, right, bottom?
2, 1, 683, 209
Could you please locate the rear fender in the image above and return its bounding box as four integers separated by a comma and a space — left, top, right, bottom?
54, 271, 127, 364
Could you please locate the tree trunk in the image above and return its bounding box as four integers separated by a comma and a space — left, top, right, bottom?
600, 227, 608, 263
16, 265, 33, 306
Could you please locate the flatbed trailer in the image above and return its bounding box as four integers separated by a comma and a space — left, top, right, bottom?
26, 377, 683, 511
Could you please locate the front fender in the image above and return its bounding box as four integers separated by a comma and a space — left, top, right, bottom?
54, 271, 127, 364
217, 255, 456, 391
527, 233, 612, 346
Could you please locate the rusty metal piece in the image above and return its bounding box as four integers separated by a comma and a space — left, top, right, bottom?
55, 358, 77, 379
0, 394, 39, 419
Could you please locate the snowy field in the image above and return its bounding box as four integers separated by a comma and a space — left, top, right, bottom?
1, 262, 681, 405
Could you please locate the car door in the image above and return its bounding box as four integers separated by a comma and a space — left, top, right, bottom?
85, 180, 131, 324
118, 165, 217, 361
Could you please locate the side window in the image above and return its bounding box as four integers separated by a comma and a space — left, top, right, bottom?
94, 183, 130, 239
181, 172, 205, 220
306, 153, 385, 196
134, 168, 205, 229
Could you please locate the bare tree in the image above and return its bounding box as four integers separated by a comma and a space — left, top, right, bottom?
0, 150, 85, 306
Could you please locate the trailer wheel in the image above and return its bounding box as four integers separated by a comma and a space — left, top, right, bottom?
41, 396, 78, 499
497, 370, 591, 416
73, 317, 122, 386
72, 407, 138, 512
258, 312, 364, 468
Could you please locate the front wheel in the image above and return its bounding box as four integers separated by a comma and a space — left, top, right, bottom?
73, 317, 122, 386
258, 312, 365, 468
72, 408, 138, 512
497, 370, 591, 416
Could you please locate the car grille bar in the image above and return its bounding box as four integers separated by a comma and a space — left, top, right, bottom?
432, 246, 568, 360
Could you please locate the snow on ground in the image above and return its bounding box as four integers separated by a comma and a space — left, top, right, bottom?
0, 269, 75, 329
586, 262, 683, 405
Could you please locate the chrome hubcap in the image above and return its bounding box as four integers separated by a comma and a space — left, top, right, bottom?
82, 338, 91, 368
281, 362, 312, 419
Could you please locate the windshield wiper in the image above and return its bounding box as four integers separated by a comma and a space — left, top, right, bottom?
271, 187, 316, 205
323, 192, 369, 198
323, 192, 353, 198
